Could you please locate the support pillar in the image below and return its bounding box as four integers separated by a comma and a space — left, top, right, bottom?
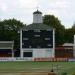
20, 29, 23, 58
53, 29, 55, 58
73, 35, 75, 57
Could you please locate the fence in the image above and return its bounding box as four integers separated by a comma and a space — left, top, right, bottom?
0, 57, 74, 61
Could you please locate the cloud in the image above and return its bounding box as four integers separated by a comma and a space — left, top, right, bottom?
18, 0, 38, 8
42, 0, 74, 28
0, 0, 75, 28
0, 0, 8, 12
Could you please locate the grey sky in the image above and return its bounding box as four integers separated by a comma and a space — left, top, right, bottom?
0, 0, 75, 28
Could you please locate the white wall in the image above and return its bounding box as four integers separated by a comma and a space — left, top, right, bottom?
33, 14, 43, 23
45, 49, 53, 57
33, 49, 54, 58
33, 49, 45, 58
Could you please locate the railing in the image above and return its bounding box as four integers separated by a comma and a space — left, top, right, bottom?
0, 57, 75, 61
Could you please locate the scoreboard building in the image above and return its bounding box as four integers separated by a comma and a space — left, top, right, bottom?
20, 10, 55, 61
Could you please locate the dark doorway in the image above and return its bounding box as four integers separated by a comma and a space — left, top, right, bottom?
23, 52, 32, 57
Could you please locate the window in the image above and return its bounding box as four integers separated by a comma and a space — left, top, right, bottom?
37, 45, 41, 48
22, 43, 24, 45
47, 44, 52, 46
23, 52, 32, 57
34, 35, 40, 37
29, 46, 32, 48
45, 38, 50, 40
23, 38, 29, 40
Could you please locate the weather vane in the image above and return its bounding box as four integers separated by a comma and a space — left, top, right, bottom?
36, 6, 39, 11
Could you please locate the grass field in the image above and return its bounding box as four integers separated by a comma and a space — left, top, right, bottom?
0, 61, 75, 75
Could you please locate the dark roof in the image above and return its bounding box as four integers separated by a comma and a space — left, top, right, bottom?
0, 41, 14, 49
33, 10, 42, 14
22, 23, 53, 30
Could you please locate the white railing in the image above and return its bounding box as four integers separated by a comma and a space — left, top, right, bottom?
0, 57, 33, 61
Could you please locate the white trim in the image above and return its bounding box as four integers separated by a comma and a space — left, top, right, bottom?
22, 48, 53, 50
23, 50, 33, 52
0, 41, 14, 43
0, 47, 13, 49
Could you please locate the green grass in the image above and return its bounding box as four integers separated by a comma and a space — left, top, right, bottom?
0, 61, 75, 75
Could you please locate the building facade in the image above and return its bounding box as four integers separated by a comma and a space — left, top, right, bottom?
0, 41, 14, 57
20, 10, 55, 61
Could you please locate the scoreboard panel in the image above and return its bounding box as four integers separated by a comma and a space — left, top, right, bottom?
22, 30, 53, 48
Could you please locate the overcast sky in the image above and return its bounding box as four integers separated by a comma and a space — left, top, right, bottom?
0, 0, 75, 28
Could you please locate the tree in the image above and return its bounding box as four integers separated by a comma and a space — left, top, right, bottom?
72, 22, 75, 29
65, 29, 74, 43
43, 15, 65, 46
0, 18, 25, 49
64, 22, 75, 43
3, 18, 24, 31
65, 23, 75, 43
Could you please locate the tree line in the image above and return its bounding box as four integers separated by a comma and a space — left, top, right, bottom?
0, 18, 24, 49
0, 15, 75, 49
43, 15, 75, 46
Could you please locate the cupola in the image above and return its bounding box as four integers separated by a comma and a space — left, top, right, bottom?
33, 10, 43, 23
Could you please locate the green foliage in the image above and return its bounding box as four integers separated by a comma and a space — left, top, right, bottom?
43, 15, 65, 46
65, 29, 74, 43
72, 22, 75, 29
64, 22, 75, 43
3, 18, 24, 31
0, 18, 25, 49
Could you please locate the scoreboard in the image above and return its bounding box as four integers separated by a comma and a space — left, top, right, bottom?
22, 30, 53, 48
